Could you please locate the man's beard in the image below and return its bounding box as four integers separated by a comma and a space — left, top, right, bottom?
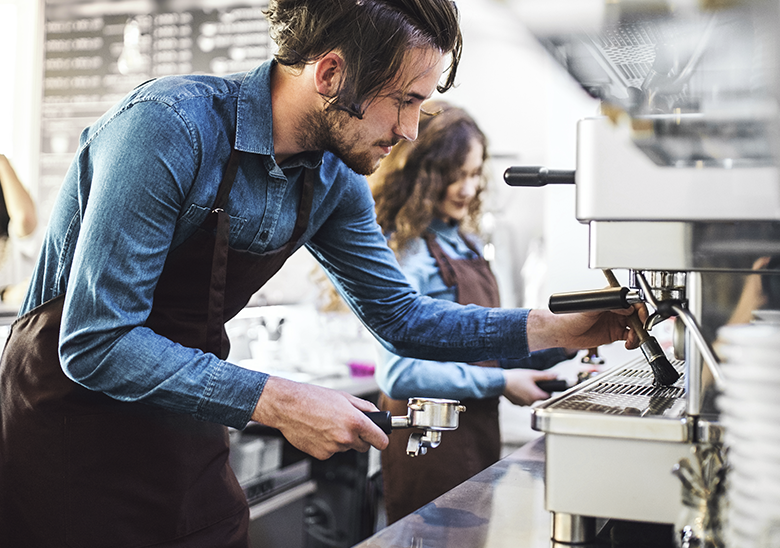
296, 107, 382, 176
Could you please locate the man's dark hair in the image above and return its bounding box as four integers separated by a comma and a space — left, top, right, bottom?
264, 0, 462, 118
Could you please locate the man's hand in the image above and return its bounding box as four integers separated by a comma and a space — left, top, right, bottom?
251, 376, 389, 460
526, 304, 647, 353
502, 369, 558, 406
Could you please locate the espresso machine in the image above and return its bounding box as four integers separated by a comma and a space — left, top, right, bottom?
505, 0, 780, 543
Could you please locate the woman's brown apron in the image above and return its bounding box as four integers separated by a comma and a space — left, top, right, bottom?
379, 231, 502, 524
0, 149, 314, 547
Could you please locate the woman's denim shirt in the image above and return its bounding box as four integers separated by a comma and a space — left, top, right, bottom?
21, 61, 530, 429
374, 219, 568, 401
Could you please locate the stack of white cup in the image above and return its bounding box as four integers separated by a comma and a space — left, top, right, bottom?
718, 322, 780, 548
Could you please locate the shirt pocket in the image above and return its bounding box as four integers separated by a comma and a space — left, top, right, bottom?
180, 203, 248, 241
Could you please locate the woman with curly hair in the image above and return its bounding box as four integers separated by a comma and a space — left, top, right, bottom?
371, 101, 576, 524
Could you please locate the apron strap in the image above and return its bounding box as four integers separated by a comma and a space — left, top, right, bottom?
213, 147, 241, 211
207, 209, 231, 353
423, 232, 458, 288
205, 148, 242, 353
290, 169, 315, 242
458, 230, 483, 257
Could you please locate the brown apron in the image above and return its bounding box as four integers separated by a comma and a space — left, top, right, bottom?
379, 231, 502, 524
0, 149, 314, 547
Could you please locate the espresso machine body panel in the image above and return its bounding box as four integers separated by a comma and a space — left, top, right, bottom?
545, 433, 692, 524
588, 221, 693, 272
578, 117, 780, 273
576, 117, 780, 223
588, 220, 780, 273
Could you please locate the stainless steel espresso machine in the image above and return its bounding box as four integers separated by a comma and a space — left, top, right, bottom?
505, 0, 780, 543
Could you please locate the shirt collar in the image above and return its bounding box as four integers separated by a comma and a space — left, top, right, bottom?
428, 218, 460, 243
235, 60, 323, 170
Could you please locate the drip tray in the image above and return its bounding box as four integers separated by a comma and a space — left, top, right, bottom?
532, 357, 690, 442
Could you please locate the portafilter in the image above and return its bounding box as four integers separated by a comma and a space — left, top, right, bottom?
366, 397, 466, 457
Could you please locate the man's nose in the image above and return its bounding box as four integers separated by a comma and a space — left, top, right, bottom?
395, 109, 421, 142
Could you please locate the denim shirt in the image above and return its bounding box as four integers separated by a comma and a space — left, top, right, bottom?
22, 60, 530, 429
375, 219, 569, 400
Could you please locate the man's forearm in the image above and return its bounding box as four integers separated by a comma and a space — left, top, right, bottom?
526, 309, 564, 352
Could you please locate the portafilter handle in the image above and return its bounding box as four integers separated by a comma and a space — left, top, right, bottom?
363, 411, 408, 435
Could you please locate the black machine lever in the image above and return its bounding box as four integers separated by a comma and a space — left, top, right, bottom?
549, 287, 642, 314
504, 166, 576, 187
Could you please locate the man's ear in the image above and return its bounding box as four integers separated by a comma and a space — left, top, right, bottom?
313, 52, 344, 97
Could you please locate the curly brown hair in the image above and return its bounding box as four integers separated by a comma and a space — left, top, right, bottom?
370, 101, 489, 255
264, 0, 462, 118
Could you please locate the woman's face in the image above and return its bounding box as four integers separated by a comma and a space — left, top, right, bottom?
436, 138, 484, 224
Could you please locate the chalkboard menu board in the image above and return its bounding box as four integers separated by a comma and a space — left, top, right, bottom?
41, 0, 272, 219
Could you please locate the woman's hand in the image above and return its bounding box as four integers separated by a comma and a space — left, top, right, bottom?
502, 369, 558, 406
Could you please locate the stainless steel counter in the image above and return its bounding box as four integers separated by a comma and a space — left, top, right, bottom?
354, 436, 676, 548
355, 436, 551, 548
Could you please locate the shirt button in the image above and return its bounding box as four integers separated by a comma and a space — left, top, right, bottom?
260, 230, 269, 240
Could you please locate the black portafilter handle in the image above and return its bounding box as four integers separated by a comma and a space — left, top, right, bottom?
364, 411, 393, 435
535, 379, 571, 393
548, 287, 640, 314
504, 166, 576, 187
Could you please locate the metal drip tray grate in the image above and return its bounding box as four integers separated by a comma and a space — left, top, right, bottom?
532, 356, 690, 442
553, 360, 685, 417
